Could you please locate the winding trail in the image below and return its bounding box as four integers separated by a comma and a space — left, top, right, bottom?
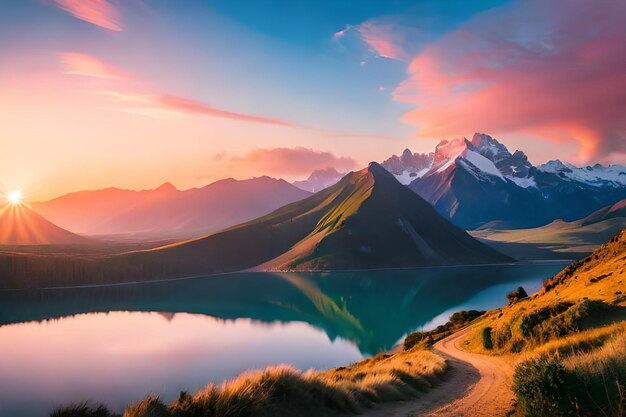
363, 329, 516, 417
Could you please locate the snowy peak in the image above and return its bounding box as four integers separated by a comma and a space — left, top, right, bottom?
427, 136, 505, 181
537, 160, 626, 187
469, 133, 532, 178
432, 137, 470, 169
471, 133, 511, 163
381, 148, 433, 174
406, 133, 626, 230
382, 132, 625, 193
538, 160, 570, 173
380, 148, 433, 185
459, 150, 505, 180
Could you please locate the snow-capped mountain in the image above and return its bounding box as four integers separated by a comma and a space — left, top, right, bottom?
380, 149, 433, 185
537, 160, 626, 187
384, 133, 626, 229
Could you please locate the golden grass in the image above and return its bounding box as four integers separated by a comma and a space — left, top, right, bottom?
464, 230, 626, 355
318, 349, 446, 400
466, 230, 626, 416
532, 322, 626, 357
53, 349, 446, 417
562, 331, 626, 373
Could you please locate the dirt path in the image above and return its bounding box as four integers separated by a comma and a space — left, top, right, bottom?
362, 329, 516, 417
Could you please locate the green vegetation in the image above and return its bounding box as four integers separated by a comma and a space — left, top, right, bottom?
481, 327, 493, 350
513, 331, 626, 417
52, 350, 446, 417
483, 292, 618, 353
506, 286, 528, 303
404, 310, 485, 350
513, 355, 572, 417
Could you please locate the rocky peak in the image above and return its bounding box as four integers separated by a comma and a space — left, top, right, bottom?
432, 137, 470, 168
381, 149, 433, 175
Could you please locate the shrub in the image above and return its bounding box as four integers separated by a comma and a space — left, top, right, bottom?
514, 334, 626, 417
513, 355, 574, 417
403, 310, 484, 351
507, 286, 528, 303
510, 339, 525, 353
482, 327, 493, 350
519, 300, 616, 345
449, 310, 485, 324
404, 332, 428, 350
519, 302, 573, 339
495, 323, 512, 349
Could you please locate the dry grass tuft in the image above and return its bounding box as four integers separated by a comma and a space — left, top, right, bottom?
52, 350, 446, 417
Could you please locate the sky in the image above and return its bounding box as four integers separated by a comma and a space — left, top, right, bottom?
1, 0, 625, 200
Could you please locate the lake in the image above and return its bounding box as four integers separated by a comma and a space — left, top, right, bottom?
0, 263, 566, 416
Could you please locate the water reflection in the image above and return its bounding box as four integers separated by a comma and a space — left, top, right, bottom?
0, 312, 361, 417
0, 263, 565, 354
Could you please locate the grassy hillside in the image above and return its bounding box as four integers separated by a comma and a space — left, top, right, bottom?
461, 229, 626, 416
52, 348, 446, 417
263, 163, 511, 270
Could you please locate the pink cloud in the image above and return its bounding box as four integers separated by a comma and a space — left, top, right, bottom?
230, 147, 357, 176
50, 0, 122, 31
357, 21, 407, 60
394, 0, 626, 162
60, 53, 394, 137
156, 95, 294, 127
61, 52, 129, 79
60, 52, 297, 128
334, 19, 408, 60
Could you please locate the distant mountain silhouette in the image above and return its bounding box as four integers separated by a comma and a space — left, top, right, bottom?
32, 177, 311, 239
0, 203, 90, 245
473, 199, 626, 257
292, 167, 344, 192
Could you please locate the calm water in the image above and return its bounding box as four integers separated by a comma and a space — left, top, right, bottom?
0, 263, 566, 416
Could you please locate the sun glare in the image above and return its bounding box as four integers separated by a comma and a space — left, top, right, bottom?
8, 190, 22, 204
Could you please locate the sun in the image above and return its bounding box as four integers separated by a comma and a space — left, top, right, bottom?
7, 190, 22, 205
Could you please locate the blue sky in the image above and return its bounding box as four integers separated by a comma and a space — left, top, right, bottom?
1, 0, 624, 199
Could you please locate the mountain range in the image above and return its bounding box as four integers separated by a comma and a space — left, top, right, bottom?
0, 163, 511, 288
32, 177, 311, 239
124, 162, 509, 274
23, 133, 626, 242
381, 133, 626, 230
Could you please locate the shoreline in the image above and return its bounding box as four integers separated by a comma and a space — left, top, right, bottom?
0, 259, 571, 292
